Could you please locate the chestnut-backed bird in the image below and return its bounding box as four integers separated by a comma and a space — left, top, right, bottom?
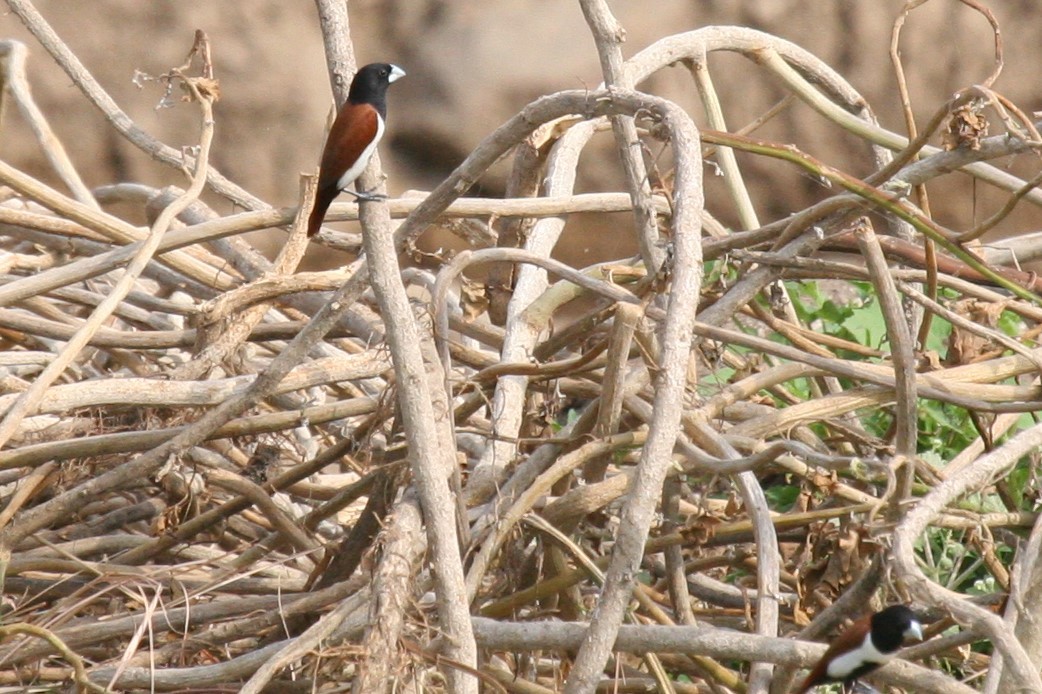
307, 62, 405, 237
794, 604, 923, 693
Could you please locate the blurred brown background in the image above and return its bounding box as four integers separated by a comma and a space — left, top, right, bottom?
3, 0, 1041, 261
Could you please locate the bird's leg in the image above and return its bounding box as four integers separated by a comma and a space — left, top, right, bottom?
344, 187, 388, 203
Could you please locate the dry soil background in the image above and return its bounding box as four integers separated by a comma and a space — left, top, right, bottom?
3, 0, 1042, 260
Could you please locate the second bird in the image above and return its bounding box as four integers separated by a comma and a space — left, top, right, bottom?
794, 604, 923, 693
307, 62, 406, 237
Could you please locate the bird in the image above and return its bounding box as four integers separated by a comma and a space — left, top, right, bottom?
307, 62, 406, 237
793, 604, 923, 693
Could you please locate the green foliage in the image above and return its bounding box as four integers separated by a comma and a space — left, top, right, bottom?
787, 280, 886, 353
763, 483, 800, 511
785, 281, 1036, 481
1004, 459, 1035, 509
779, 277, 1039, 632
914, 527, 978, 591
917, 401, 978, 459
704, 258, 740, 289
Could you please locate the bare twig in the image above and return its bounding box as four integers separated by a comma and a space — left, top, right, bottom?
0, 41, 96, 208
0, 39, 219, 451
563, 89, 703, 694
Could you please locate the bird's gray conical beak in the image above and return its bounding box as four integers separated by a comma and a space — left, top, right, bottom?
389, 65, 406, 83
906, 620, 924, 642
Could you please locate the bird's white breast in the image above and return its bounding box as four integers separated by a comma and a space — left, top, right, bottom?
336, 114, 386, 191
827, 631, 891, 679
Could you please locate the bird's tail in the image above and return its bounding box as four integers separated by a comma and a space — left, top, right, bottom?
306, 188, 336, 237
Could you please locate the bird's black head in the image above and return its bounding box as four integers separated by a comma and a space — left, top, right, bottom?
348, 63, 406, 113
869, 605, 923, 653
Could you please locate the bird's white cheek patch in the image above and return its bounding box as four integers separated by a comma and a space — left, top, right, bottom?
826, 632, 890, 679
337, 115, 386, 191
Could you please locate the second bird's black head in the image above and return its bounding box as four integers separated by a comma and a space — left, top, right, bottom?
869, 604, 922, 653
347, 62, 406, 116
